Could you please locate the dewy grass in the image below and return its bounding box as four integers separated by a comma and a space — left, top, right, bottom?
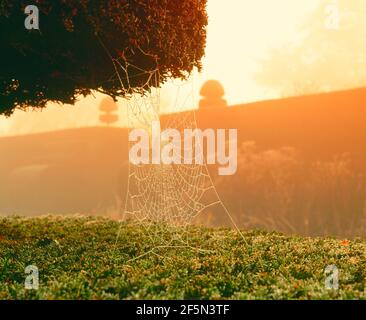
0, 216, 366, 300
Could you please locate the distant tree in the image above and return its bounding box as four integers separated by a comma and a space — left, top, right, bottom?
255, 0, 366, 97
0, 0, 207, 115
99, 97, 118, 126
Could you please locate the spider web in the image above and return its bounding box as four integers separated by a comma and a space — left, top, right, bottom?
124, 78, 221, 224
97, 37, 246, 250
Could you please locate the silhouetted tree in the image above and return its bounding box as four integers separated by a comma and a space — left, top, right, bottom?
99, 97, 118, 126
0, 0, 207, 115
255, 0, 366, 97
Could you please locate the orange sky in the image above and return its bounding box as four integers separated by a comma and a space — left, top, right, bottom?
0, 0, 342, 136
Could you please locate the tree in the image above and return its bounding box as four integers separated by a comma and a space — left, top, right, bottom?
99, 96, 118, 126
0, 0, 207, 115
255, 0, 366, 97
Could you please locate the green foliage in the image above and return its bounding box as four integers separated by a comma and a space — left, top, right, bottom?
1, 216, 366, 299
0, 0, 207, 115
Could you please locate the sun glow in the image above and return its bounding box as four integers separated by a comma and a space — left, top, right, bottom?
0, 0, 351, 136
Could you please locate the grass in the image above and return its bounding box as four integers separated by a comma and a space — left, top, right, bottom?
1, 216, 366, 300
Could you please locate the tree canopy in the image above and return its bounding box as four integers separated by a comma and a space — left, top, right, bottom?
0, 0, 208, 115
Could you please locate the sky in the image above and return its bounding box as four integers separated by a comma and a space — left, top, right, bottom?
196, 0, 319, 104
0, 0, 322, 136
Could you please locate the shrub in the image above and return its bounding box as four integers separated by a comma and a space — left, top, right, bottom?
0, 0, 208, 115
